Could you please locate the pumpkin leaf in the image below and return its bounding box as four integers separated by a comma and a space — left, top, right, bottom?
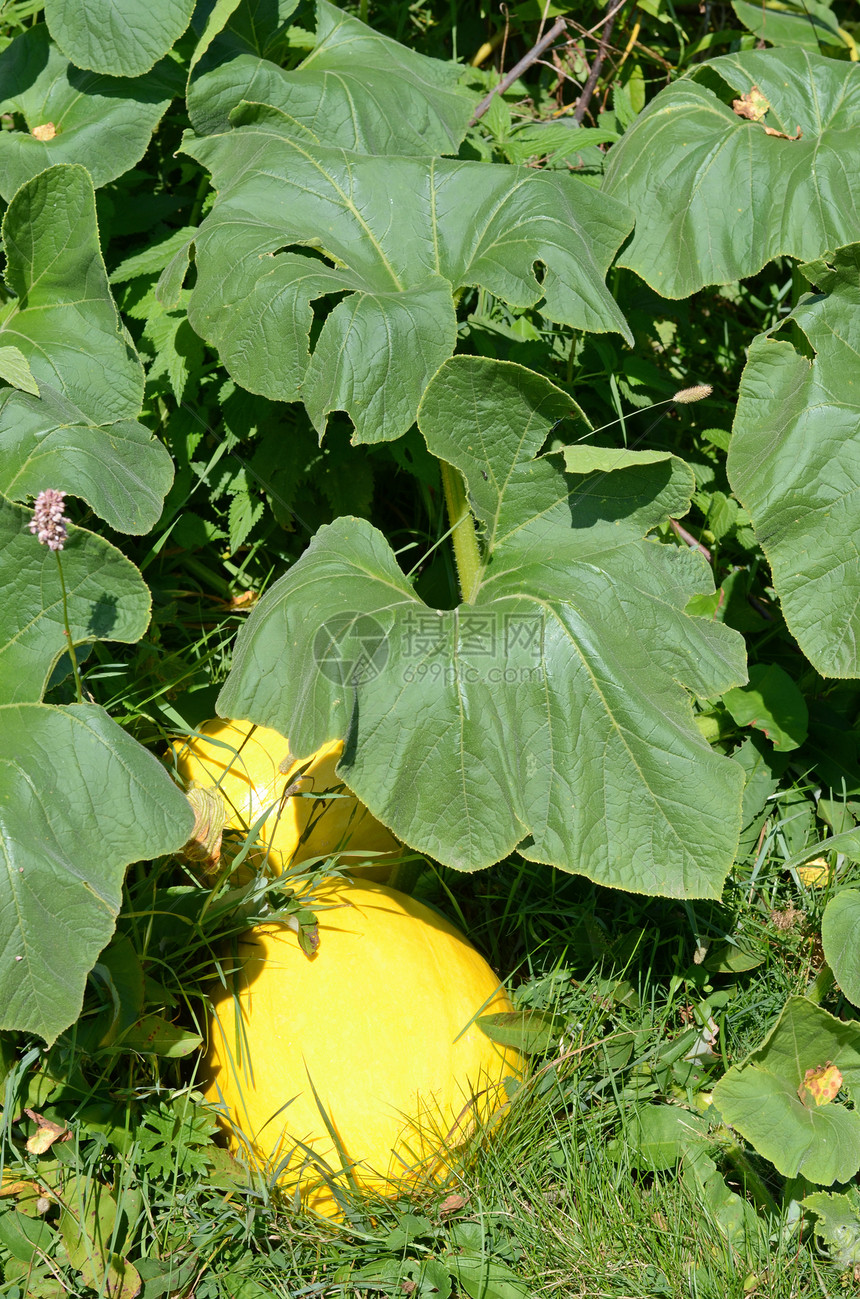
0, 702, 194, 1044
731, 0, 844, 50
0, 496, 151, 705
804, 1188, 860, 1266
603, 49, 860, 297
712, 997, 860, 1184
0, 25, 181, 201
2, 163, 144, 422
188, 0, 474, 153
0, 164, 172, 535
176, 111, 633, 444
44, 0, 194, 77
727, 244, 860, 678
822, 889, 860, 1010
0, 385, 173, 536
218, 358, 746, 897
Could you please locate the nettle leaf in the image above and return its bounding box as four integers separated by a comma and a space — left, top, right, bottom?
0, 25, 180, 201
189, 0, 473, 153
178, 112, 633, 443
603, 49, 860, 297
712, 998, 860, 1184
0, 702, 193, 1044
44, 0, 194, 78
0, 164, 172, 533
218, 359, 746, 898
140, 293, 206, 405
727, 244, 860, 677
0, 495, 151, 705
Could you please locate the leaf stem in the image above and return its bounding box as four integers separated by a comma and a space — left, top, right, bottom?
55, 551, 83, 704
806, 963, 835, 1006
722, 1140, 779, 1216
439, 460, 482, 604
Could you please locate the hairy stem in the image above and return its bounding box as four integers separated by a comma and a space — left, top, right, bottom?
806, 963, 836, 1006
56, 551, 83, 705
722, 1141, 779, 1216
439, 460, 482, 604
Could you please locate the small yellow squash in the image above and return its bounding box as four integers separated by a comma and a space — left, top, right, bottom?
797, 856, 832, 888
171, 718, 401, 873
203, 881, 524, 1216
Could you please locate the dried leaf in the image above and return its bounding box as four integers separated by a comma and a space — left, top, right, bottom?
798, 1062, 843, 1107
683, 1016, 720, 1065
438, 1192, 467, 1215
24, 1109, 70, 1154
30, 123, 56, 141
732, 86, 770, 122
764, 125, 802, 140
181, 786, 225, 873
0, 1176, 40, 1197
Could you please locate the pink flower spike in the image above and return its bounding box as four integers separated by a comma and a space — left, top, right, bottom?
28, 489, 68, 552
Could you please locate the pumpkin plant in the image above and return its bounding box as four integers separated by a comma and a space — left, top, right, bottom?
0, 0, 854, 1125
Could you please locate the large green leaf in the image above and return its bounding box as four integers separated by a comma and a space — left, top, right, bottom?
727, 245, 860, 678
603, 49, 860, 297
732, 0, 844, 50
0, 384, 172, 536
218, 358, 746, 897
178, 111, 632, 443
712, 998, 860, 1184
189, 0, 299, 71
0, 165, 171, 534
822, 889, 860, 1009
44, 0, 194, 77
0, 495, 151, 703
1, 164, 143, 421
189, 0, 473, 153
0, 702, 193, 1043
0, 26, 180, 200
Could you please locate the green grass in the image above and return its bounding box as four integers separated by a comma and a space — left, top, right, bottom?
0, 808, 854, 1296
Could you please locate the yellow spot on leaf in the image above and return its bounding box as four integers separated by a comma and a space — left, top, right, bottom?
798, 1062, 843, 1107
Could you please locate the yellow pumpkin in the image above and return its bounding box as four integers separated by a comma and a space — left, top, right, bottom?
797, 856, 832, 888
170, 718, 401, 875
203, 881, 524, 1216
